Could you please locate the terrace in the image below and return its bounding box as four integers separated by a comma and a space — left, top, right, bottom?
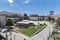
19, 23, 47, 36
13, 21, 47, 37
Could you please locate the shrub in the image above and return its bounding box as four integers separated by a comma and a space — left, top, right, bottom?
40, 24, 43, 26
29, 23, 35, 26
44, 23, 46, 25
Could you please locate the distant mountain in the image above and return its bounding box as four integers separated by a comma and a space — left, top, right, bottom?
0, 11, 23, 17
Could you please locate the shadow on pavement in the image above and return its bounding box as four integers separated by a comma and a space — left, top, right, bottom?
0, 35, 6, 40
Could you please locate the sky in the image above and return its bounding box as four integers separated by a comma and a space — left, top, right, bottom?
0, 0, 60, 15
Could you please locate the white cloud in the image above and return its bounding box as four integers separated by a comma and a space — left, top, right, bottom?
8, 0, 14, 3
10, 4, 13, 7
24, 0, 30, 4
7, 0, 14, 6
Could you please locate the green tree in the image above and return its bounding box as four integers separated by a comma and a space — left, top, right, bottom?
56, 18, 60, 26
6, 18, 14, 40
47, 16, 51, 21
51, 17, 55, 22
24, 13, 28, 20
6, 18, 14, 26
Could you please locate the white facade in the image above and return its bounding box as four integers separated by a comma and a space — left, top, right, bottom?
50, 14, 60, 19
0, 16, 6, 27
29, 17, 39, 20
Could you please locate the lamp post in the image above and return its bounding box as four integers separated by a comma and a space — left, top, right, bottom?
6, 33, 8, 40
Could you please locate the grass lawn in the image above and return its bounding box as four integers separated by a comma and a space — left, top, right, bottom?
52, 33, 60, 40
18, 24, 47, 36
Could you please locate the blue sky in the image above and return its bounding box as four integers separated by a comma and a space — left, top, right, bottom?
0, 0, 60, 15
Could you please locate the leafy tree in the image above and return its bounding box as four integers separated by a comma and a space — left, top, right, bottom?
6, 18, 14, 26
47, 16, 55, 22
47, 16, 51, 21
6, 18, 14, 40
56, 18, 60, 26
24, 13, 28, 20
51, 17, 55, 22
